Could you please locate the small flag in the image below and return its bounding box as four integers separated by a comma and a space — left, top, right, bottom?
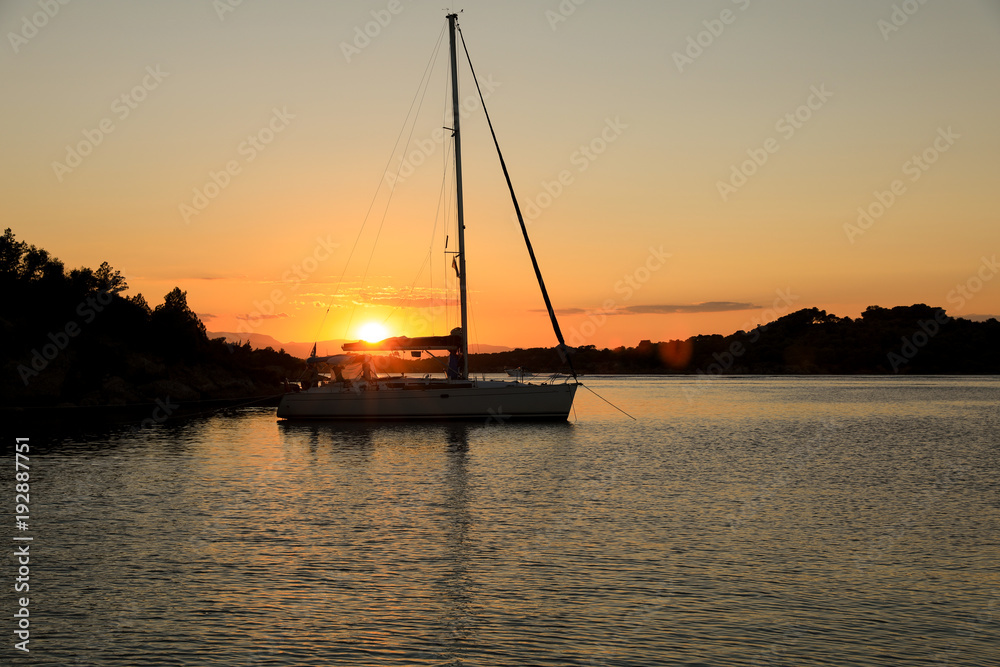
451, 257, 461, 279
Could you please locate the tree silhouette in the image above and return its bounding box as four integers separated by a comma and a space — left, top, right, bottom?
151, 287, 208, 356
95, 261, 128, 294
2, 229, 302, 405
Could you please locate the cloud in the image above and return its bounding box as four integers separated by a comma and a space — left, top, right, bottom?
131, 273, 249, 281
236, 312, 288, 321
621, 302, 761, 314
308, 286, 458, 309
549, 301, 761, 316
356, 296, 460, 308
196, 312, 218, 320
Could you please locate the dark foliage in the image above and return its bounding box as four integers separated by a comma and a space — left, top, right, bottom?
464, 305, 999, 375
2, 229, 303, 406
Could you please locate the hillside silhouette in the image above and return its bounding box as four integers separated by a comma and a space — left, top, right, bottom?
466, 305, 1000, 375
1, 229, 301, 408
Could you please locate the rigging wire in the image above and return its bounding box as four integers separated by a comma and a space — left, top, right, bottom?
456, 23, 578, 380
581, 384, 637, 420
345, 27, 446, 340
380, 124, 453, 332
313, 22, 447, 347
351, 99, 438, 333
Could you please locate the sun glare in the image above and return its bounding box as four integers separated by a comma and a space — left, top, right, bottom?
358, 321, 389, 343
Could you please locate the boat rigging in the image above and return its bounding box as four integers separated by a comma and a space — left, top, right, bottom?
277, 13, 579, 420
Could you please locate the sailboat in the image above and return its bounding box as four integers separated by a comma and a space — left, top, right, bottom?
277, 14, 579, 421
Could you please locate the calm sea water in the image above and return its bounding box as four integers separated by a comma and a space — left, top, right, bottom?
5, 376, 999, 666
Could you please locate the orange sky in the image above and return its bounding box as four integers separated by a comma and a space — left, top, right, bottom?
4, 1, 999, 349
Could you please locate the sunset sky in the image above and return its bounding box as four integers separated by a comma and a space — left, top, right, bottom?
4, 0, 999, 350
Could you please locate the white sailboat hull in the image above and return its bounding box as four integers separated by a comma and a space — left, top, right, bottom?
277, 379, 577, 421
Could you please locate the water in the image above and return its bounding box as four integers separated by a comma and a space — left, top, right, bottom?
5, 376, 999, 666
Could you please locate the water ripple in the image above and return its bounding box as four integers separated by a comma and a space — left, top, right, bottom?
8, 378, 1000, 665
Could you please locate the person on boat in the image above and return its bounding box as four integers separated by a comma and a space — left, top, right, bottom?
447, 350, 461, 379
361, 357, 377, 389
301, 365, 321, 390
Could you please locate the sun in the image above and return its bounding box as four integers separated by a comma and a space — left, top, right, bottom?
357, 321, 389, 343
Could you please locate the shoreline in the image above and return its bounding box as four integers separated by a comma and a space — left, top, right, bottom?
2, 394, 284, 430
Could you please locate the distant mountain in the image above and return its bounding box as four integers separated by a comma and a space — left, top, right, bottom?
207, 333, 341, 359
466, 343, 513, 354
208, 332, 511, 358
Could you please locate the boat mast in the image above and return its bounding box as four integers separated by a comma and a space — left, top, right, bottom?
447, 13, 469, 381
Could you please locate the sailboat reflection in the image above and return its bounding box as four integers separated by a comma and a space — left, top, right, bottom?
431, 423, 475, 654
277, 418, 382, 451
